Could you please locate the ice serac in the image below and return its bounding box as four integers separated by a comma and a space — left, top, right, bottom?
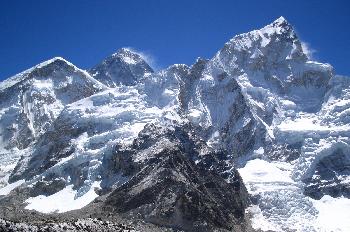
89, 48, 154, 87
301, 75, 350, 199
0, 57, 105, 188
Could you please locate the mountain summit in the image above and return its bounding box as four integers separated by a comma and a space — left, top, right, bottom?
0, 17, 349, 232
89, 48, 154, 87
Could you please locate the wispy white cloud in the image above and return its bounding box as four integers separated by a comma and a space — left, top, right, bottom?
301, 41, 316, 60
125, 47, 160, 70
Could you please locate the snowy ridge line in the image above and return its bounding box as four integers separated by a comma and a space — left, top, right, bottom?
0, 57, 67, 91
0, 56, 106, 92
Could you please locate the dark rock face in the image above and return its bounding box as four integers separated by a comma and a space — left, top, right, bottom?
6, 121, 250, 231
29, 178, 66, 197
304, 148, 350, 199
9, 112, 84, 183
266, 142, 302, 162
104, 124, 249, 231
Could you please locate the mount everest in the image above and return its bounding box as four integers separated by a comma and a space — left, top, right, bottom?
0, 17, 349, 231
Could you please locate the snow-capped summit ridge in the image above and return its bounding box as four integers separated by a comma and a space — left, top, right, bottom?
225, 16, 297, 47
112, 47, 135, 55
271, 16, 290, 27
115, 47, 132, 53
0, 57, 81, 92
89, 48, 154, 87
264, 16, 295, 34
274, 16, 287, 24
42, 56, 71, 65
111, 47, 142, 62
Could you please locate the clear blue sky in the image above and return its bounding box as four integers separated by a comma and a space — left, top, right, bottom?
0, 0, 349, 80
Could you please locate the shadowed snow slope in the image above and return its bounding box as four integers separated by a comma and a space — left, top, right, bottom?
0, 16, 349, 232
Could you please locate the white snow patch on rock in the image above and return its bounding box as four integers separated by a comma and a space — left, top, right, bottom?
0, 179, 25, 195
238, 159, 293, 186
187, 109, 203, 124
122, 56, 137, 65
25, 181, 101, 213
312, 195, 350, 232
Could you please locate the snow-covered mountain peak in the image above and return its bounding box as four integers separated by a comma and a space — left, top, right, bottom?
222, 16, 303, 60
0, 57, 82, 92
211, 16, 332, 114
27, 56, 72, 70
111, 48, 146, 65
89, 48, 154, 87
271, 16, 291, 29
273, 16, 288, 24
260, 16, 296, 39
0, 55, 105, 182
163, 63, 190, 75
40, 56, 71, 65
33, 56, 70, 68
